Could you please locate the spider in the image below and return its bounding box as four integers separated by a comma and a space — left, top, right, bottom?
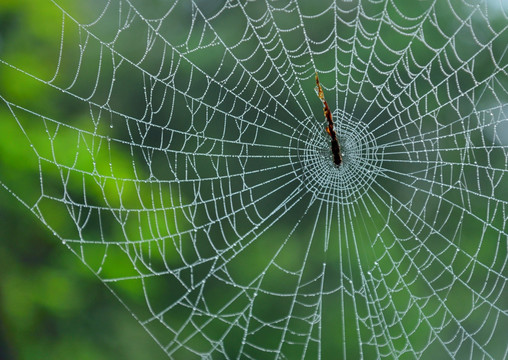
315, 72, 342, 166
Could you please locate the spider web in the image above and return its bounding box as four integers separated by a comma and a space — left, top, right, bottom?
1, 0, 507, 358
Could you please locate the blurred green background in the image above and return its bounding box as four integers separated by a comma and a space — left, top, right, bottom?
0, 190, 167, 360
1, 0, 507, 359
0, 0, 167, 358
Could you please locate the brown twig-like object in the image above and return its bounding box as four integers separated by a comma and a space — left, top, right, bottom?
315, 72, 342, 166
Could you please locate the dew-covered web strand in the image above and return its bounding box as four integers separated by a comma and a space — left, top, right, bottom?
245, 198, 324, 357
378, 164, 508, 239
372, 112, 507, 214
1, 100, 299, 199
234, 1, 318, 122
364, 187, 502, 358
49, 1, 306, 147
372, 112, 507, 238
346, 0, 389, 118
1, 0, 325, 255
0, 106, 311, 269
164, 193, 328, 357
377, 105, 503, 150
174, 0, 317, 131
369, 171, 507, 295
339, 200, 378, 359
339, 1, 365, 117
365, 4, 507, 137
138, 183, 313, 347
372, 59, 508, 150
347, 1, 435, 119
1, 0, 507, 359
0, 63, 298, 160
355, 5, 508, 238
